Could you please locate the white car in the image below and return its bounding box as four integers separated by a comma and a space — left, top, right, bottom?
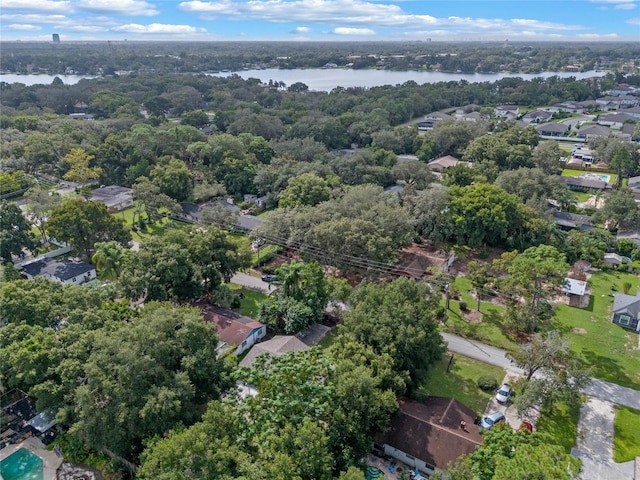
495, 383, 511, 404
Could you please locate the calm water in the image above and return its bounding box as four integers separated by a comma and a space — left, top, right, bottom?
0, 74, 96, 86
207, 68, 607, 92
1, 69, 605, 90
0, 448, 44, 480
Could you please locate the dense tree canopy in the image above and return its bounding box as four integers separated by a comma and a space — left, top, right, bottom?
0, 200, 36, 264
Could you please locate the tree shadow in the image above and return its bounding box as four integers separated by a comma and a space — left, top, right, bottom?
581, 349, 633, 389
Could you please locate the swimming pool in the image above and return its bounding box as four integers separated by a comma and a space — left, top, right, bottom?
0, 448, 44, 480
580, 173, 610, 182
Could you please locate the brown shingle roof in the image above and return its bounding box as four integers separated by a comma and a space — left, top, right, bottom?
195, 303, 265, 347
376, 397, 482, 469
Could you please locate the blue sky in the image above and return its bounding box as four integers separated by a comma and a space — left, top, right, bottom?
1, 0, 639, 42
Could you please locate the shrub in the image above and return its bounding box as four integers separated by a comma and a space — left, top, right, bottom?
477, 376, 498, 391
623, 282, 633, 294
459, 301, 468, 312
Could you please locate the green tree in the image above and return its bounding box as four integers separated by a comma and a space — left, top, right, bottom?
91, 241, 125, 280
72, 302, 225, 457
46, 199, 131, 261
150, 158, 193, 202
596, 188, 640, 230
61, 148, 103, 184
279, 173, 332, 208
0, 200, 36, 264
337, 277, 445, 392
467, 260, 494, 311
180, 109, 210, 128
501, 245, 568, 332
391, 160, 435, 189
132, 177, 181, 226
24, 185, 62, 242
532, 141, 563, 174
259, 261, 328, 334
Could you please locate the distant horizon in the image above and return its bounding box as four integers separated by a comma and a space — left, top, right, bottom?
1, 0, 639, 43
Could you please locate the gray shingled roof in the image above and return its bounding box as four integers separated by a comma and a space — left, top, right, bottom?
239, 335, 309, 368
613, 293, 640, 316
21, 258, 95, 281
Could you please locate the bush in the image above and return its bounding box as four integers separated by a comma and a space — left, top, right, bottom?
435, 306, 446, 319
459, 301, 468, 312
477, 376, 498, 391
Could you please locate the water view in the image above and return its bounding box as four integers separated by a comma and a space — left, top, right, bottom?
0, 69, 606, 91
207, 68, 607, 92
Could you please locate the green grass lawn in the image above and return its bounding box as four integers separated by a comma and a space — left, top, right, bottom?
116, 207, 185, 241
613, 406, 640, 462
318, 328, 338, 349
573, 191, 592, 203
443, 277, 519, 352
536, 401, 581, 453
419, 354, 506, 415
228, 284, 267, 318
551, 270, 640, 389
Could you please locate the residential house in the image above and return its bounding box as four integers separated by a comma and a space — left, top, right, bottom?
620, 123, 637, 142
522, 110, 553, 124
239, 335, 309, 368
609, 84, 637, 96
548, 102, 584, 114
20, 258, 96, 285
577, 125, 611, 140
415, 112, 452, 130
596, 113, 636, 129
494, 105, 520, 118
552, 211, 593, 231
535, 122, 568, 137
198, 304, 267, 356
427, 155, 468, 172
620, 106, 640, 120
375, 397, 482, 477
561, 277, 589, 308
561, 176, 612, 193
89, 185, 133, 213
243, 194, 267, 208
456, 111, 484, 122
603, 253, 625, 267
177, 202, 202, 222
612, 292, 640, 332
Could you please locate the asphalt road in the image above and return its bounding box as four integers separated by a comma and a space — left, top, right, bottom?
442, 332, 640, 410
231, 272, 272, 294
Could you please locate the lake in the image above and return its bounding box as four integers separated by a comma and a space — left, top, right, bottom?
206, 68, 607, 92
0, 69, 606, 91
0, 73, 96, 86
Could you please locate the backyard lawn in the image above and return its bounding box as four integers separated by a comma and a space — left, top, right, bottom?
551, 270, 640, 390
228, 284, 267, 318
536, 401, 581, 453
613, 406, 640, 462
443, 277, 519, 352
419, 353, 506, 415
117, 207, 184, 241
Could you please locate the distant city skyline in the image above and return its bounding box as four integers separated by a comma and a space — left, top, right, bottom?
1, 0, 639, 42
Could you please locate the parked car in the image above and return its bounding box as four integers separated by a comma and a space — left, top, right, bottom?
479, 411, 505, 430
495, 383, 511, 404
261, 274, 278, 283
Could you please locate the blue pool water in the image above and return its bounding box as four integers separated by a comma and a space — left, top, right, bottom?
0, 448, 44, 480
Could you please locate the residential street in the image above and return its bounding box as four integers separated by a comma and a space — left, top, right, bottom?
231, 272, 272, 294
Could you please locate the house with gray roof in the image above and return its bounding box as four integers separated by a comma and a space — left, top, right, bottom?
535, 122, 568, 137
597, 113, 636, 128
552, 211, 593, 231
561, 176, 613, 192
577, 125, 611, 139
21, 258, 96, 285
612, 292, 640, 332
239, 335, 309, 368
415, 112, 452, 130
89, 185, 133, 212
522, 110, 553, 124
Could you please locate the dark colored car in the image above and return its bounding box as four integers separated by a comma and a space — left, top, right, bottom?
261, 274, 277, 283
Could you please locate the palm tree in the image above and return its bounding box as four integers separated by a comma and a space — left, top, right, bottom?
92, 241, 125, 280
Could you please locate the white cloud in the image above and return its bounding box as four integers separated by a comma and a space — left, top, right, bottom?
591, 0, 634, 3
627, 16, 640, 23
0, 13, 70, 24
576, 33, 620, 39
616, 2, 637, 8
112, 23, 205, 33
76, 0, 159, 16
1, 24, 42, 31
293, 26, 312, 33
333, 27, 375, 35
178, 0, 586, 34
66, 24, 109, 32
1, 0, 72, 13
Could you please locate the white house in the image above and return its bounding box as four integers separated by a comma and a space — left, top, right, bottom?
21, 258, 96, 285
494, 105, 520, 118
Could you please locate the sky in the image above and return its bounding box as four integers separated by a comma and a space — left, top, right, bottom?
1, 0, 639, 42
